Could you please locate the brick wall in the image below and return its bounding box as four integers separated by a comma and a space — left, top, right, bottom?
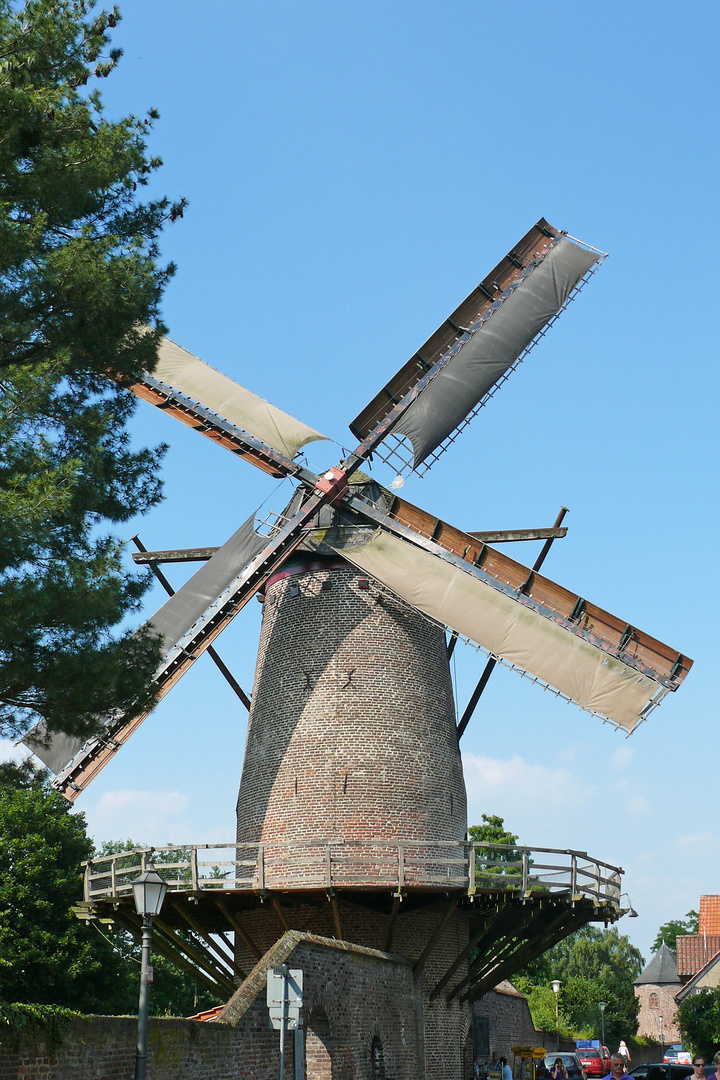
236, 562, 467, 873
0, 931, 544, 1080
472, 981, 539, 1062
0, 934, 425, 1080
635, 983, 681, 1042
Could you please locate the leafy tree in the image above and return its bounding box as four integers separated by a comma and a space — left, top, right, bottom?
0, 0, 186, 742
0, 763, 130, 1009
652, 912, 699, 953
677, 988, 720, 1061
515, 926, 644, 1047
91, 838, 222, 1017
469, 814, 522, 876
0, 766, 220, 1015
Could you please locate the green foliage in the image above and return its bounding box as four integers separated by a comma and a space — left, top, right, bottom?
0, 0, 186, 741
91, 837, 222, 1016
677, 988, 720, 1061
0, 770, 220, 1016
0, 1002, 81, 1052
516, 925, 644, 1047
469, 814, 522, 876
0, 765, 128, 1009
652, 912, 699, 953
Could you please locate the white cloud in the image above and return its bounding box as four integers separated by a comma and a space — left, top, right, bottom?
80, 789, 192, 847
669, 832, 720, 859
0, 739, 24, 763
462, 752, 599, 840
626, 795, 649, 815
612, 745, 635, 771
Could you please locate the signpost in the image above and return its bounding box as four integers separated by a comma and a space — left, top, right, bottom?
267, 965, 303, 1080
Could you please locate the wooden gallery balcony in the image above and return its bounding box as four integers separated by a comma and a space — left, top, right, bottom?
75, 841, 625, 1003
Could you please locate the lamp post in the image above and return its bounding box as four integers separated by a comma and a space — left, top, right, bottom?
551, 980, 561, 1051
132, 866, 168, 1080
599, 1002, 607, 1047
659, 1014, 664, 1059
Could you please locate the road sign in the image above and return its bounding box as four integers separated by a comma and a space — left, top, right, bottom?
267, 966, 303, 1031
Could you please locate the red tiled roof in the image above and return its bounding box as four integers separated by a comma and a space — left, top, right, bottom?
186, 1005, 224, 1022
676, 934, 720, 977
699, 896, 720, 935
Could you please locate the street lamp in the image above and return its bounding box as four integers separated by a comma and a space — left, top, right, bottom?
132, 866, 168, 1080
598, 1002, 607, 1047
659, 1014, 664, 1058
551, 980, 561, 1051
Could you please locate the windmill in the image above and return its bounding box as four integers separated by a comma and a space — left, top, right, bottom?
26, 217, 691, 799
24, 221, 692, 1050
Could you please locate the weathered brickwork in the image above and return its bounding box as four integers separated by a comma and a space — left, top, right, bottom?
472, 982, 539, 1059
0, 1014, 236, 1080
232, 555, 476, 1077
236, 561, 467, 863
635, 983, 681, 1042
231, 894, 472, 1079
0, 937, 545, 1080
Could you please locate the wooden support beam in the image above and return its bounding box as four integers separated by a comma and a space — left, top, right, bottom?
171, 900, 245, 980
326, 891, 343, 940
152, 915, 236, 996
461, 907, 590, 1003
448, 905, 558, 1002
413, 896, 460, 976
132, 546, 220, 564
429, 905, 505, 1001
271, 894, 291, 932
131, 536, 251, 711
384, 894, 401, 953
215, 897, 263, 960
116, 909, 230, 1000
114, 911, 225, 997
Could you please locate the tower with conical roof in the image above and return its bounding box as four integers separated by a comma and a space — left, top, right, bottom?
634, 942, 681, 1043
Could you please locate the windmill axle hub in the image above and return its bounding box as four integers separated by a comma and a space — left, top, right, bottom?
314, 466, 349, 503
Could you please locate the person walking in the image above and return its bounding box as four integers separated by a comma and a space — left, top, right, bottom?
603, 1054, 627, 1080
618, 1043, 631, 1070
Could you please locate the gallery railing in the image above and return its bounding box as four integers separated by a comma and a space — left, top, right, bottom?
82, 840, 622, 906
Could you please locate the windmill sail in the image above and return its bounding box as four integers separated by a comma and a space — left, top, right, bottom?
21, 515, 272, 791
392, 237, 600, 469
326, 523, 690, 733
131, 337, 329, 468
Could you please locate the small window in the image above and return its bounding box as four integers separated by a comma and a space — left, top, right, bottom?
649, 992, 659, 1008
371, 1036, 386, 1080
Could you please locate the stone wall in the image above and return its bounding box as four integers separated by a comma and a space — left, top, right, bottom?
472, 981, 539, 1061
0, 1014, 236, 1080
0, 932, 426, 1080
635, 982, 681, 1042
0, 932, 543, 1080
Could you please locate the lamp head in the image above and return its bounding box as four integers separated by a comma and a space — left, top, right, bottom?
551, 979, 561, 994
132, 865, 168, 918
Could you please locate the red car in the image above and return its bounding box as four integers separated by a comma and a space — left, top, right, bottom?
577, 1049, 606, 1078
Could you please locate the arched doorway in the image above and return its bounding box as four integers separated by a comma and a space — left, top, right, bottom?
306, 1007, 332, 1080
371, 1035, 386, 1079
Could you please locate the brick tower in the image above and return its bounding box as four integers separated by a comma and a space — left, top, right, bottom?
234, 542, 473, 1078
235, 553, 467, 872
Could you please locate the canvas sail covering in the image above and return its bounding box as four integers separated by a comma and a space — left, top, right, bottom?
153, 337, 328, 460
393, 238, 600, 467
329, 527, 659, 731
20, 516, 269, 775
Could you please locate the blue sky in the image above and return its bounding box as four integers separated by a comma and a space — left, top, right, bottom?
7, 0, 720, 962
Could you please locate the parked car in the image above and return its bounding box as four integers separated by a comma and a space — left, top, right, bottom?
664, 1049, 693, 1067
537, 1053, 587, 1080
577, 1049, 606, 1077
602, 1048, 612, 1073
629, 1064, 693, 1080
